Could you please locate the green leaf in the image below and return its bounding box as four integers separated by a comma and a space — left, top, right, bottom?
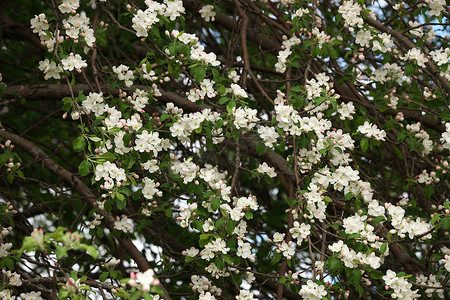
165, 208, 173, 218
55, 245, 67, 259
271, 253, 281, 264
397, 132, 407, 142
73, 136, 86, 152
84, 245, 98, 259
107, 127, 120, 134
370, 270, 384, 279
97, 227, 104, 238
349, 269, 362, 285
360, 138, 369, 152
110, 270, 122, 279
211, 198, 220, 211
127, 156, 136, 169
215, 257, 224, 269
119, 187, 131, 197
218, 85, 226, 95
409, 137, 419, 151
169, 44, 177, 56
215, 219, 226, 229
96, 152, 116, 162
191, 67, 206, 82
312, 47, 320, 57
371, 216, 385, 224
278, 277, 287, 284
96, 32, 107, 46
344, 192, 355, 200
218, 97, 229, 105
99, 272, 109, 282
330, 48, 340, 59
404, 64, 415, 76
7, 173, 14, 184
327, 257, 342, 273
442, 218, 450, 230
256, 142, 265, 156
62, 97, 73, 111
423, 185, 434, 200
116, 197, 126, 210
160, 113, 170, 122
222, 254, 233, 265
380, 242, 388, 254
214, 119, 224, 130
392, 145, 403, 159
226, 101, 236, 114
88, 136, 102, 142
2, 257, 14, 270
212, 68, 220, 82
199, 234, 210, 247
16, 171, 25, 180
226, 221, 236, 234
78, 160, 91, 176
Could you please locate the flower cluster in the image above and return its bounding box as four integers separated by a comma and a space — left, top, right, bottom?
129, 269, 159, 292
59, 0, 79, 13
275, 36, 301, 73
257, 126, 279, 148
199, 5, 216, 22
114, 216, 134, 233
82, 92, 107, 116
2, 269, 22, 287
256, 162, 277, 178
329, 240, 382, 269
94, 161, 127, 190
62, 13, 96, 46
187, 79, 216, 102
38, 58, 63, 80
113, 65, 134, 87
386, 203, 432, 239
416, 274, 445, 298
357, 121, 386, 141
232, 106, 259, 130
191, 275, 222, 298
299, 280, 327, 300
61, 53, 87, 72
289, 221, 311, 245
403, 48, 429, 68
170, 108, 221, 142
221, 195, 258, 221
337, 102, 355, 120
135, 130, 168, 156
441, 122, 450, 150
382, 270, 420, 299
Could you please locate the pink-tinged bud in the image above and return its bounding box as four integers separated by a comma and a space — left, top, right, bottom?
129, 279, 136, 286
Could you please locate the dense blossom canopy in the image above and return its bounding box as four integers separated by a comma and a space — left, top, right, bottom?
0, 0, 450, 299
